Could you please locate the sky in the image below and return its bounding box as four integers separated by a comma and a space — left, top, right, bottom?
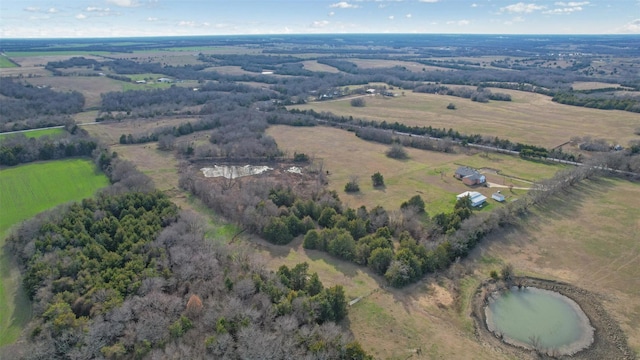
1, 0, 639, 38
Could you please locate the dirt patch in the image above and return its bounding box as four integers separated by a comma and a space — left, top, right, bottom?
471, 277, 635, 359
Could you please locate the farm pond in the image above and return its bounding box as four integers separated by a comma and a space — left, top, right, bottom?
484, 286, 594, 356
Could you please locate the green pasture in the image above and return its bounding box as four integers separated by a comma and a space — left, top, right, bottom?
0, 159, 109, 346
0, 56, 17, 68
0, 128, 65, 142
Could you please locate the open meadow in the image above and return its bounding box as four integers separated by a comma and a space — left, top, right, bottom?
469, 177, 640, 355
0, 127, 64, 141
267, 125, 564, 214
0, 159, 109, 346
290, 89, 640, 149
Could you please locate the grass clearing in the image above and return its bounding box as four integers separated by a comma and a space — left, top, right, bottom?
0, 128, 64, 141
267, 125, 562, 214
0, 158, 109, 346
290, 88, 640, 149
0, 56, 17, 68
469, 178, 640, 355
26, 76, 123, 109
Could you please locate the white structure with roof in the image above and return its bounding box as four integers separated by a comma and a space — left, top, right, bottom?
456, 191, 487, 207
492, 191, 505, 202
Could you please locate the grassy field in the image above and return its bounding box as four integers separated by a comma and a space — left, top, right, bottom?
571, 81, 625, 90
26, 76, 123, 109
267, 125, 563, 214
0, 56, 17, 68
0, 159, 109, 346
469, 177, 640, 355
290, 89, 640, 149
0, 128, 64, 141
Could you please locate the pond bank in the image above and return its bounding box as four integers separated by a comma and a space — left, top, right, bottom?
471, 277, 635, 359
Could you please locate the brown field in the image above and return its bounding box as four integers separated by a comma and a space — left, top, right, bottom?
0, 66, 50, 78
469, 177, 640, 355
26, 76, 123, 108
267, 125, 563, 214
301, 60, 340, 73
290, 88, 640, 149
85, 117, 200, 145
572, 81, 625, 90
349, 59, 453, 72
204, 65, 255, 76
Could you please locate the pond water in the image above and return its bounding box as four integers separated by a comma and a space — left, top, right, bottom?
484, 286, 594, 355
201, 165, 273, 179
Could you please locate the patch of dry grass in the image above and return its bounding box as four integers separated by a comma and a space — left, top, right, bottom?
571, 81, 624, 90
301, 60, 340, 73
290, 89, 639, 149
26, 76, 123, 109
267, 125, 562, 215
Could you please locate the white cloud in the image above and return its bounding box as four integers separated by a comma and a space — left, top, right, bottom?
312, 20, 330, 27
329, 11, 335, 16
86, 7, 111, 12
179, 21, 195, 27
75, 13, 87, 19
419, 0, 439, 3
147, 17, 158, 21
330, 2, 359, 8
500, 2, 546, 13
617, 19, 640, 33
24, 6, 40, 12
504, 16, 525, 25
554, 1, 589, 6
48, 8, 58, 13
543, 2, 588, 14
106, 0, 138, 7
389, 15, 395, 20
406, 13, 412, 18
446, 19, 470, 26
471, 3, 478, 7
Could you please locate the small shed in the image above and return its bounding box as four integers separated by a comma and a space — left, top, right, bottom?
492, 191, 505, 202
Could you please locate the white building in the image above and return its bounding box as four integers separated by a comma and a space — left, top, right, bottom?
492, 191, 506, 202
456, 191, 487, 207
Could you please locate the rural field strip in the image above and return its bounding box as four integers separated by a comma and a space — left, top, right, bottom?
3, 114, 639, 177
0, 122, 100, 136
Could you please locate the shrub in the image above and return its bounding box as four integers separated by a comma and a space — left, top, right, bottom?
350, 97, 366, 107
386, 143, 408, 159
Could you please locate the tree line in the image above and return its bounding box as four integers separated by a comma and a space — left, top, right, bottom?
0, 78, 84, 132
0, 123, 98, 166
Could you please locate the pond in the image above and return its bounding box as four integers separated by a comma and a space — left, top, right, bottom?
484, 286, 594, 356
201, 165, 273, 179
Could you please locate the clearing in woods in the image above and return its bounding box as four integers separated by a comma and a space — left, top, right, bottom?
290, 88, 639, 149
0, 159, 109, 346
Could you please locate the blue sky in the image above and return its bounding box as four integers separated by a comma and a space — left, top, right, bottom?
1, 0, 639, 38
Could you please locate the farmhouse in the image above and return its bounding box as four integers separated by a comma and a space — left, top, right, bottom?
157, 77, 173, 83
456, 191, 487, 207
454, 166, 486, 186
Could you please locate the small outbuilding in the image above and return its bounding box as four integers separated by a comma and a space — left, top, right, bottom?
492, 191, 505, 202
456, 191, 487, 207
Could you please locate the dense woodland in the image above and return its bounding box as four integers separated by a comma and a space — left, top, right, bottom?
0, 78, 85, 132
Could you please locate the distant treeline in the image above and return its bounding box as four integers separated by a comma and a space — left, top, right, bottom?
0, 78, 85, 132
552, 92, 640, 112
